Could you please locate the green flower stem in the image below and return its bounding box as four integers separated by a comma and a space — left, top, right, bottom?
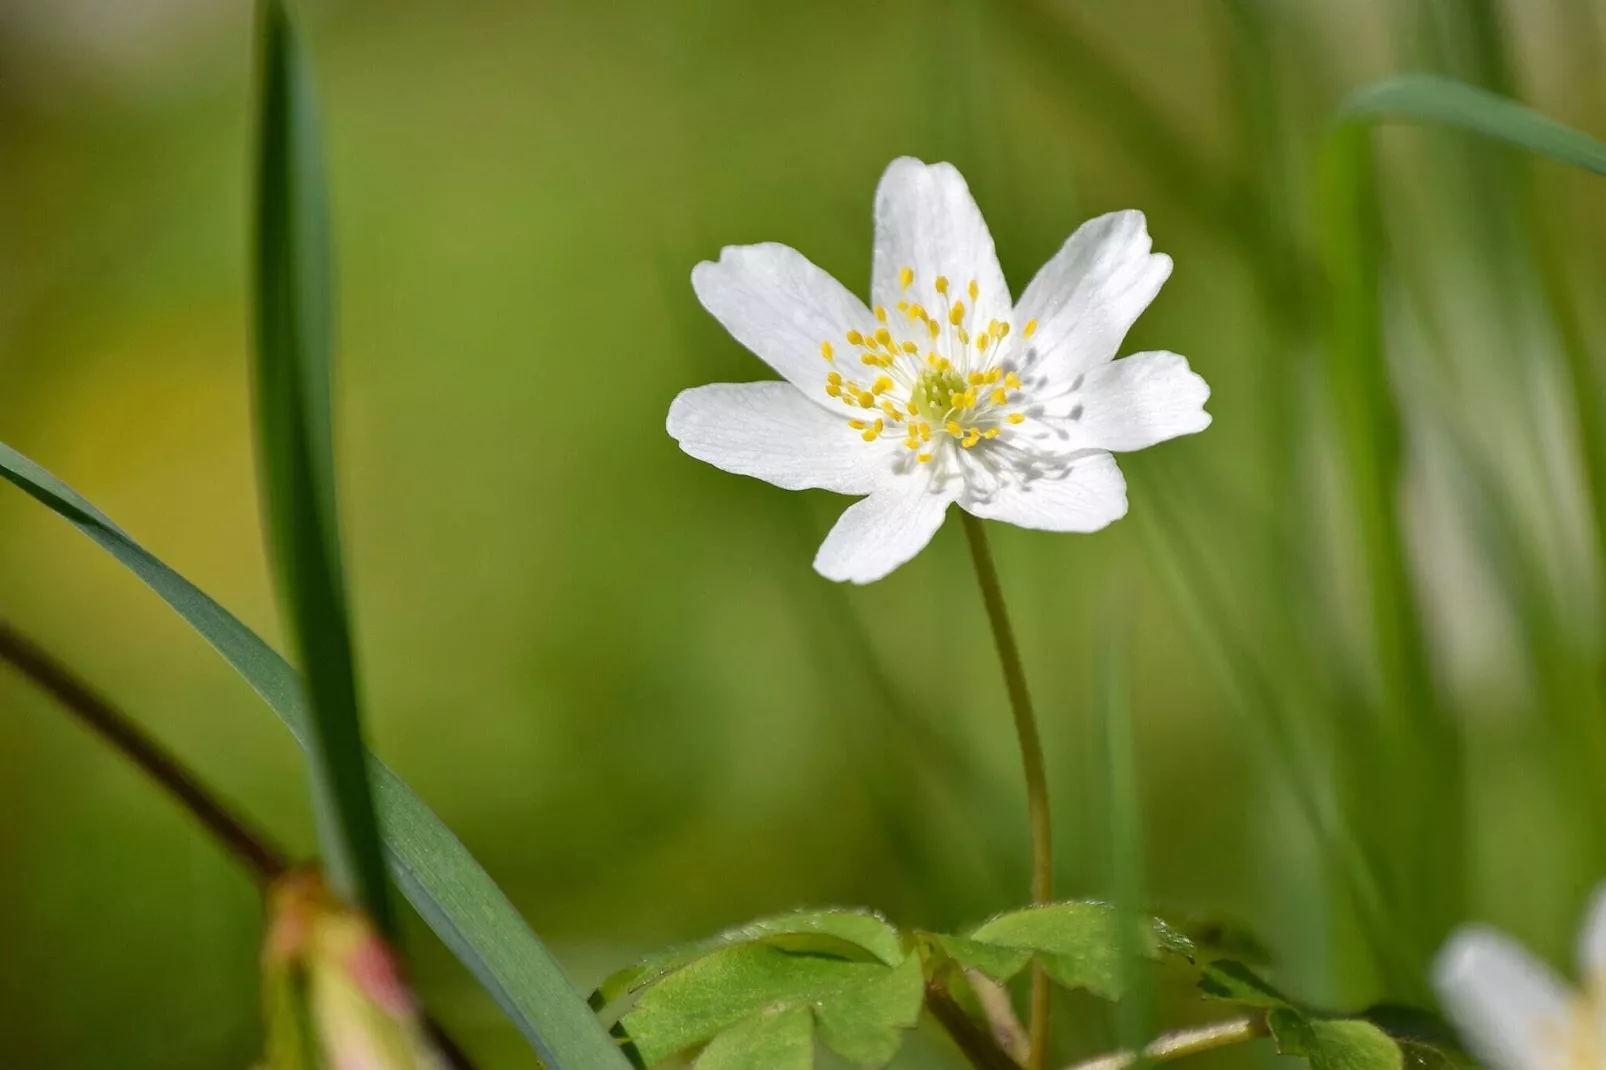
0, 620, 477, 1070
959, 512, 1054, 1070
1062, 1015, 1269, 1070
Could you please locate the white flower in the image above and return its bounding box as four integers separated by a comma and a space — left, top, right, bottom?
1434, 886, 1606, 1070
667, 157, 1211, 583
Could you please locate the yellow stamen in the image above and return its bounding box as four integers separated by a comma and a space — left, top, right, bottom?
935, 276, 949, 295
872, 375, 894, 394
946, 420, 963, 436
821, 341, 834, 361
949, 302, 965, 326
846, 329, 864, 345
875, 305, 888, 323
1007, 413, 1025, 424
968, 279, 978, 301
991, 389, 1008, 405
899, 266, 914, 290
917, 453, 933, 463
983, 428, 1000, 439
968, 372, 986, 386
1024, 319, 1038, 338
1005, 371, 1022, 389
849, 419, 867, 430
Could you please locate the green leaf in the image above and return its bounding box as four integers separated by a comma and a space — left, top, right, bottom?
252, 0, 392, 939
592, 909, 905, 1011
695, 1006, 814, 1070
937, 901, 1190, 999
1268, 1009, 1403, 1070
615, 926, 923, 1068
0, 441, 630, 1069
1339, 74, 1606, 176
1198, 958, 1296, 1008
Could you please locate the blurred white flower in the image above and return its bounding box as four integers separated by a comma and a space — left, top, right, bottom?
668, 157, 1211, 583
1435, 887, 1606, 1070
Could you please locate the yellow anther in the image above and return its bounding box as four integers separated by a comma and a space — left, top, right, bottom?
875, 305, 888, 324
978, 334, 991, 352
961, 437, 979, 450
1004, 372, 1022, 389
968, 279, 978, 301
905, 437, 921, 450
862, 428, 879, 442
946, 420, 963, 436
919, 423, 932, 441
965, 389, 979, 408
902, 341, 918, 354
938, 358, 953, 371
1007, 413, 1025, 424
874, 327, 892, 346
983, 428, 1000, 439
988, 319, 1000, 335
926, 353, 939, 367
896, 300, 908, 313
909, 304, 927, 321
849, 419, 868, 430
821, 341, 834, 361
826, 385, 841, 397
917, 453, 933, 464
949, 392, 965, 409
872, 375, 894, 395
935, 276, 949, 295
991, 388, 1008, 405
846, 329, 864, 345
928, 320, 940, 338
861, 354, 880, 366
858, 391, 875, 408
998, 322, 1011, 337
949, 302, 966, 326
968, 372, 986, 386
1024, 319, 1038, 338
899, 266, 914, 290
827, 370, 842, 383
883, 402, 904, 421
986, 369, 1001, 384
957, 327, 971, 345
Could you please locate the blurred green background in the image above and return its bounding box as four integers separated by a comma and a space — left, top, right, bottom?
4, 0, 1606, 1066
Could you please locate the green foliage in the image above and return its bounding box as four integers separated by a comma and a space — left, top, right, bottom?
1268, 1011, 1403, 1070
251, 0, 394, 941
934, 902, 1191, 1000
0, 441, 630, 1068
1200, 958, 1460, 1070
609, 910, 923, 1069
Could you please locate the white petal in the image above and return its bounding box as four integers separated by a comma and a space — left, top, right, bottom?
692, 244, 874, 405
1031, 351, 1211, 453
1434, 926, 1576, 1070
813, 482, 954, 584
668, 382, 883, 494
871, 157, 1010, 329
960, 451, 1127, 533
1579, 884, 1606, 985
1014, 211, 1172, 382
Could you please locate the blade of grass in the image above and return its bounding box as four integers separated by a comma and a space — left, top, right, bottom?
0, 442, 632, 1069
252, 0, 392, 938
1095, 613, 1150, 1060
1319, 118, 1460, 986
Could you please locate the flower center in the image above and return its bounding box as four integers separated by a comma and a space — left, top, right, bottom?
818, 267, 1035, 464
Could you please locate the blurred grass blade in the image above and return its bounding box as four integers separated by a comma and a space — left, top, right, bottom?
252, 0, 392, 938
1340, 74, 1606, 175
0, 442, 633, 1069
1096, 616, 1150, 1058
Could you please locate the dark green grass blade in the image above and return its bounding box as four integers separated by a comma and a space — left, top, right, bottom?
252, 0, 392, 938
1340, 74, 1606, 175
0, 442, 632, 1069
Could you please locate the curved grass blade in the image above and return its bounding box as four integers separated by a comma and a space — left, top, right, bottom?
0, 442, 632, 1069
252, 0, 392, 938
1340, 74, 1606, 175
